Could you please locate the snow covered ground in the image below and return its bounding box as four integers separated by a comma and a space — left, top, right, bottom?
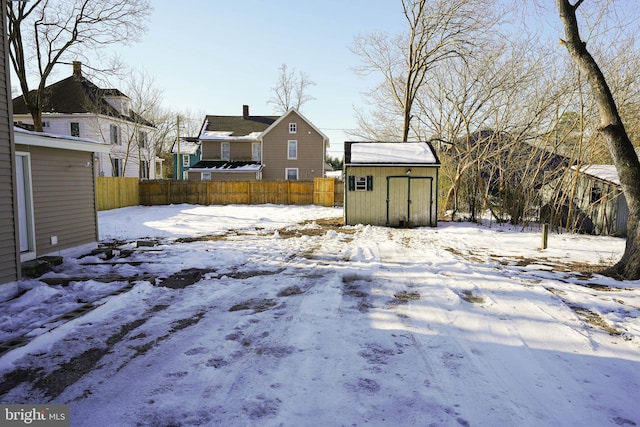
0, 204, 639, 426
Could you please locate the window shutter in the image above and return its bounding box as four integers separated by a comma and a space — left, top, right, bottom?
367, 176, 373, 191
348, 175, 355, 191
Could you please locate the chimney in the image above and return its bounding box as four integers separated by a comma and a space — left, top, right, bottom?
73, 61, 82, 78
243, 105, 249, 119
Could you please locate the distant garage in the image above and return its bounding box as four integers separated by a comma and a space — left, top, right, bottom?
343, 141, 440, 227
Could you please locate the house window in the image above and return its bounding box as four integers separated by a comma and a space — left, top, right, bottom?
110, 124, 119, 145
140, 160, 149, 179
70, 122, 80, 137
202, 172, 211, 181
591, 187, 602, 204
182, 154, 190, 167
42, 121, 50, 128
286, 168, 298, 180
221, 142, 230, 161
111, 158, 123, 177
138, 131, 147, 149
288, 140, 298, 159
289, 123, 297, 134
252, 142, 261, 161
348, 175, 373, 191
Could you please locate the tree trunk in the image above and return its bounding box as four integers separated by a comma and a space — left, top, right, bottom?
556, 0, 640, 279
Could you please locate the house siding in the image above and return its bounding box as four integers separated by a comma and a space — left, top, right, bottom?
16, 144, 98, 256
261, 111, 325, 181
13, 113, 157, 179
202, 141, 254, 161
344, 165, 439, 227
0, 0, 19, 285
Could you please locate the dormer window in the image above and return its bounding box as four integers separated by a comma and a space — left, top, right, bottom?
289, 123, 297, 134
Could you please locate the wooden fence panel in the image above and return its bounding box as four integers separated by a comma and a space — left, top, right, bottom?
313, 178, 335, 207
96, 177, 139, 210
209, 181, 250, 205
289, 181, 314, 205
104, 179, 343, 211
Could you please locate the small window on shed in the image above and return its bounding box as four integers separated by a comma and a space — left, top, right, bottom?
348, 175, 373, 191
591, 186, 602, 204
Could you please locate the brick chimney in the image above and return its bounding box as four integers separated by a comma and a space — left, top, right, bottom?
73, 61, 82, 78
243, 105, 249, 119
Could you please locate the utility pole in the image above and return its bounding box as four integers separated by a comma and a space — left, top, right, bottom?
176, 115, 181, 180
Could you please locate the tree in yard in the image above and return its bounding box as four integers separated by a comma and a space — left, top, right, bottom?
556, 0, 640, 279
267, 64, 316, 114
7, 0, 151, 132
351, 0, 499, 142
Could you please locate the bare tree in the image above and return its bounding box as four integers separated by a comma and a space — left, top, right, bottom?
7, 0, 151, 132
268, 64, 316, 114
351, 0, 499, 142
556, 0, 640, 279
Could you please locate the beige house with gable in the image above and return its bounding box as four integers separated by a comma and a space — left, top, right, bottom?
189, 105, 329, 181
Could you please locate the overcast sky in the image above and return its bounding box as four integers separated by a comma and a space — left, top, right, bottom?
105, 0, 410, 158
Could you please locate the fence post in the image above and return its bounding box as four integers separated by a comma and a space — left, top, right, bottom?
541, 223, 549, 250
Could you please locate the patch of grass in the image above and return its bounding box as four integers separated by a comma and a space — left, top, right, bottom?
459, 290, 484, 304
394, 291, 421, 302
569, 305, 621, 335
229, 299, 277, 313
277, 285, 304, 297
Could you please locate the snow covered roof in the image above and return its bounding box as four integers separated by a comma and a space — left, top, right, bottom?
171, 138, 200, 154
189, 161, 263, 172
13, 126, 111, 153
575, 165, 620, 186
347, 142, 439, 165
199, 130, 263, 141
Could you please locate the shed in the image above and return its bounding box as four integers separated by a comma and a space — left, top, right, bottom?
571, 165, 628, 236
343, 142, 440, 227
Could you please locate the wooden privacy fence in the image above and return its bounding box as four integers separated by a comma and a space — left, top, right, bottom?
96, 177, 139, 211
96, 177, 342, 210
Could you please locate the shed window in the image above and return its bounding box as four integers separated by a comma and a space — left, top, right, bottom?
202, 172, 211, 181
182, 154, 190, 167
348, 175, 373, 191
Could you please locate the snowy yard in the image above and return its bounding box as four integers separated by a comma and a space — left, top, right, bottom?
0, 204, 639, 426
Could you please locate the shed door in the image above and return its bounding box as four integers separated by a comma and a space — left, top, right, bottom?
386, 176, 433, 227
387, 177, 409, 226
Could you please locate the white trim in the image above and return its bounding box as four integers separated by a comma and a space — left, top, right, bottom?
262, 108, 329, 145
15, 152, 36, 262
13, 127, 111, 153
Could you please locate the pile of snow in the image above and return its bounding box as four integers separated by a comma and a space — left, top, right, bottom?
0, 204, 638, 426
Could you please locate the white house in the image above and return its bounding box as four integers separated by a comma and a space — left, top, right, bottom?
12, 62, 161, 179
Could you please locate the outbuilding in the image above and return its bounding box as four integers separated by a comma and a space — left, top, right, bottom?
343, 141, 440, 227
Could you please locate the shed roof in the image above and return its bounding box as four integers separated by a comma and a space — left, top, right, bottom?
345, 142, 440, 165
575, 165, 620, 186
